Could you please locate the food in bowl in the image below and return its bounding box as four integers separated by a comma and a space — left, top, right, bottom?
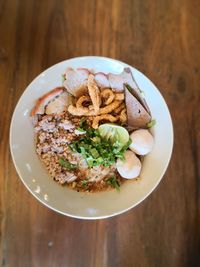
30, 67, 155, 192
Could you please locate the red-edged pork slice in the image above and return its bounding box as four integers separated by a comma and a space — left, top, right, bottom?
94, 72, 110, 88
46, 91, 72, 115
63, 68, 89, 97
108, 68, 151, 114
125, 87, 151, 130
30, 87, 64, 116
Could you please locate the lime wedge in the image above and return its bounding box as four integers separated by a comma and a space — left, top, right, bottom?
98, 124, 129, 148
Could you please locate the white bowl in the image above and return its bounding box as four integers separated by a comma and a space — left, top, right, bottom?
10, 56, 173, 219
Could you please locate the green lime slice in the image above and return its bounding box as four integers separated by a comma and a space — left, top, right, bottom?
98, 124, 129, 148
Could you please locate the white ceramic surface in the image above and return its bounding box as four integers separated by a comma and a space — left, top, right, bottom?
10, 56, 173, 219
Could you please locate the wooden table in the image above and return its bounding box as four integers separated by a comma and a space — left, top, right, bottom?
1, 0, 200, 266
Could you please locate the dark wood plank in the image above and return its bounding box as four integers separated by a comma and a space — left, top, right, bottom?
0, 0, 200, 266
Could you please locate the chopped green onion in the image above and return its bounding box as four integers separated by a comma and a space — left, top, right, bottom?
125, 83, 144, 95
90, 148, 99, 159
91, 136, 101, 143
76, 127, 86, 132
147, 119, 156, 128
96, 157, 104, 165
121, 138, 132, 152
61, 74, 66, 83
86, 157, 95, 167
124, 83, 133, 93
59, 158, 77, 170
70, 127, 130, 168
80, 146, 86, 156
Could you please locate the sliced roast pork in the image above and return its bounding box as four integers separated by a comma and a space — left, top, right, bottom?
108, 68, 151, 114
123, 68, 151, 114
45, 91, 72, 115
30, 87, 64, 116
63, 68, 89, 97
124, 86, 151, 130
94, 72, 110, 88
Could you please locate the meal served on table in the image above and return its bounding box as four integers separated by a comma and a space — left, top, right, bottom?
30, 67, 155, 192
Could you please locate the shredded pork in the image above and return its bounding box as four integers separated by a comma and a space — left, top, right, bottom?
34, 112, 122, 191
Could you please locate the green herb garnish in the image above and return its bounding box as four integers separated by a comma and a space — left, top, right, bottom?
90, 148, 100, 159
76, 127, 86, 132
82, 180, 88, 188
147, 119, 156, 128
106, 176, 120, 192
70, 127, 130, 168
125, 83, 143, 94
124, 83, 133, 93
61, 74, 66, 83
79, 117, 88, 130
121, 138, 132, 152
59, 158, 77, 170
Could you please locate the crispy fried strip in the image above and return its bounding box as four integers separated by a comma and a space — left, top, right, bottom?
76, 95, 91, 110
118, 108, 127, 123
92, 114, 117, 129
68, 105, 96, 116
87, 74, 101, 114
114, 103, 126, 114
100, 88, 115, 105
99, 100, 122, 115
115, 93, 124, 101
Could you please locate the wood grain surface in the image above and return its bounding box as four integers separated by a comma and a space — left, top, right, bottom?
0, 0, 200, 266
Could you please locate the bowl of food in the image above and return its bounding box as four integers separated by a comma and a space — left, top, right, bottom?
10, 56, 173, 219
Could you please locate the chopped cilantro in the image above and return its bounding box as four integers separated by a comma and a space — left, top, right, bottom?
79, 117, 88, 130
106, 176, 120, 192
81, 180, 88, 188
59, 158, 77, 170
